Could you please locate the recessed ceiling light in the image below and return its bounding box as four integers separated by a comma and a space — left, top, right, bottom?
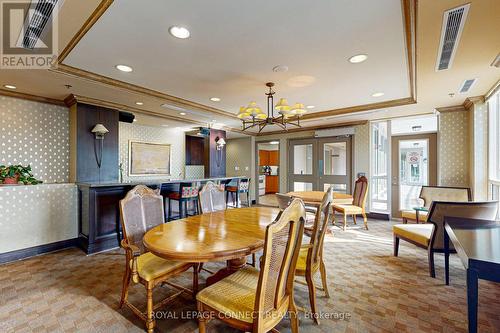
169, 26, 190, 39
306, 105, 315, 109
371, 92, 384, 97
210, 97, 221, 102
133, 118, 137, 122
179, 112, 186, 116
135, 101, 144, 105
115, 64, 133, 72
3, 84, 16, 89
269, 141, 279, 145
348, 54, 368, 63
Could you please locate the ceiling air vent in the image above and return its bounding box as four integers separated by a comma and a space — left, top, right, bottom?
21, 0, 60, 49
436, 4, 470, 71
459, 78, 477, 93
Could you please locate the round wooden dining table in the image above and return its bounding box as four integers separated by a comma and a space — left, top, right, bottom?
287, 191, 353, 206
143, 206, 280, 285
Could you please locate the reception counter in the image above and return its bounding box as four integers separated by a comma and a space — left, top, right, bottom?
77, 177, 245, 254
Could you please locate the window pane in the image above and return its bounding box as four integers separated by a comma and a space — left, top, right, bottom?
293, 144, 313, 175
399, 139, 429, 210
323, 183, 347, 193
370, 121, 389, 212
324, 142, 347, 175
294, 182, 313, 191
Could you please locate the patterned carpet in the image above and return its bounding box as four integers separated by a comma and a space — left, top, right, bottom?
1, 219, 499, 333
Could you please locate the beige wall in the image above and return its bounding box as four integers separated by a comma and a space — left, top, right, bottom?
226, 137, 256, 199
0, 95, 70, 183
438, 110, 470, 188
0, 184, 78, 253
119, 122, 186, 182
466, 101, 489, 200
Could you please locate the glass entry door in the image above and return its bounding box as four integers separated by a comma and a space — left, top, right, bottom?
288, 137, 352, 193
391, 134, 437, 217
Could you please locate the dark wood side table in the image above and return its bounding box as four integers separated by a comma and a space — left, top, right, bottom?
444, 217, 500, 333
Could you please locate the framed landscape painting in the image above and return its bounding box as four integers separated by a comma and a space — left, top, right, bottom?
129, 141, 171, 176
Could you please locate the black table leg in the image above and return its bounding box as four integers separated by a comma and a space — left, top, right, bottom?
444, 227, 450, 285
466, 268, 478, 333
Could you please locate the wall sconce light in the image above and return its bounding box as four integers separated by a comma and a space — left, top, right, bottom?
91, 124, 109, 168
215, 136, 226, 150
215, 136, 226, 168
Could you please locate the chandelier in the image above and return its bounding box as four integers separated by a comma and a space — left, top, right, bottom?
237, 82, 307, 132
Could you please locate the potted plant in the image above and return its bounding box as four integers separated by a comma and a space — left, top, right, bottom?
0, 164, 42, 185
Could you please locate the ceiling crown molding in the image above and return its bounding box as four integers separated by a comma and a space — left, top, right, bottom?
463, 96, 485, 110
0, 89, 65, 106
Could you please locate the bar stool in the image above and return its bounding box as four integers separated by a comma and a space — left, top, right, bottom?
226, 178, 251, 208
167, 182, 199, 221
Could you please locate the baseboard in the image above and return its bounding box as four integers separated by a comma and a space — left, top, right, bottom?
367, 212, 390, 220
0, 238, 78, 265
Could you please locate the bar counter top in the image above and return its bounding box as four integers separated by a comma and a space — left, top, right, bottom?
77, 176, 246, 188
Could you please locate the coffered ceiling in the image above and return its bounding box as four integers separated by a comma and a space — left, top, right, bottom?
0, 0, 498, 135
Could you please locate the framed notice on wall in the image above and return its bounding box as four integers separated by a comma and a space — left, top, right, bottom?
128, 141, 171, 176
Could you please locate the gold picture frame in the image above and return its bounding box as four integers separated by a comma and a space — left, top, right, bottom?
128, 141, 171, 176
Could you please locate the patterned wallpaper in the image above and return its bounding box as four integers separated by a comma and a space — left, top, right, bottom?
0, 184, 77, 253
119, 122, 185, 182
0, 96, 69, 183
354, 123, 370, 178
438, 111, 470, 187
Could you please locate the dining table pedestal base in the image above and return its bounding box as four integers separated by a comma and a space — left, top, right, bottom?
206, 257, 247, 286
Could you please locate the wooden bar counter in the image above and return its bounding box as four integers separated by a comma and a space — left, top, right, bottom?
77, 177, 245, 254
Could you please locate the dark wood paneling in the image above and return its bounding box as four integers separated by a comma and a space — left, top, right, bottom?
76, 103, 119, 183
208, 129, 226, 178
185, 135, 205, 165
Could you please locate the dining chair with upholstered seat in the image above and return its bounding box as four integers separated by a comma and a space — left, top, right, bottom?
119, 185, 198, 333
167, 182, 199, 221
226, 177, 251, 207
393, 201, 498, 278
196, 198, 306, 333
332, 176, 369, 231
295, 186, 333, 325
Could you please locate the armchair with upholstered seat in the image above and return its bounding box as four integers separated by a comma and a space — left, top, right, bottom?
332, 176, 369, 231
294, 186, 333, 325
400, 186, 471, 223
393, 201, 498, 278
196, 199, 306, 333
119, 185, 198, 333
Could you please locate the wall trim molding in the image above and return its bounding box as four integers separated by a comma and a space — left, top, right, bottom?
463, 96, 485, 110
0, 238, 78, 265
436, 105, 467, 113
0, 89, 66, 106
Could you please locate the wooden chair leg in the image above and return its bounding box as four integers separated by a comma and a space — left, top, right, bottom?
343, 213, 347, 231
251, 253, 256, 267
168, 198, 172, 221
197, 302, 207, 333
428, 248, 436, 278
352, 214, 357, 225
305, 270, 319, 325
146, 285, 155, 333
403, 217, 408, 224
319, 260, 330, 298
393, 236, 399, 256
289, 299, 299, 333
119, 264, 131, 308
362, 212, 368, 230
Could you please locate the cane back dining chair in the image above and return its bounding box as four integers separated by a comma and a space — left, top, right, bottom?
332, 176, 369, 231
276, 192, 317, 233
294, 186, 333, 325
119, 185, 198, 333
198, 181, 257, 268
199, 181, 227, 213
393, 201, 498, 278
196, 198, 306, 333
